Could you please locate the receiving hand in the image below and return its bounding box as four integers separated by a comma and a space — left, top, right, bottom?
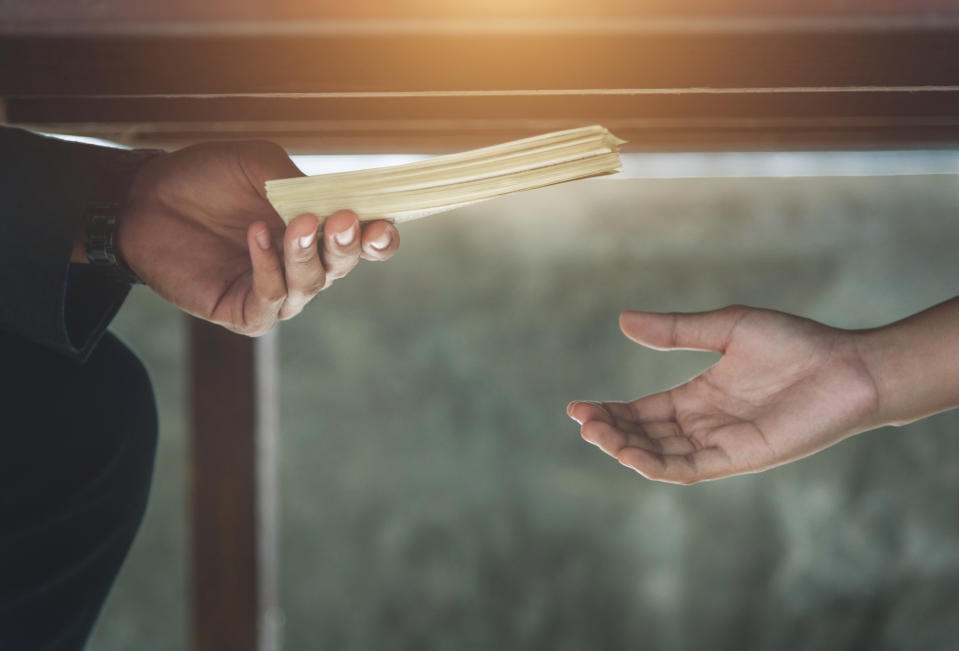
116, 140, 399, 335
568, 306, 881, 484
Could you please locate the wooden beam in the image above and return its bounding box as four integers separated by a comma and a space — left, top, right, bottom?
2, 29, 958, 98
189, 319, 279, 651
4, 23, 958, 150
2, 0, 959, 31
9, 90, 959, 151
12, 91, 959, 123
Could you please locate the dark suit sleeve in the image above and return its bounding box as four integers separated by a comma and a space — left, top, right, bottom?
0, 127, 162, 361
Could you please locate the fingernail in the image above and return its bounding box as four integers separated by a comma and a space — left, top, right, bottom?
335, 226, 355, 246
298, 231, 316, 250
369, 232, 391, 251
256, 229, 271, 250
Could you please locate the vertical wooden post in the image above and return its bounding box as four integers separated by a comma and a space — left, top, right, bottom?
189, 318, 279, 651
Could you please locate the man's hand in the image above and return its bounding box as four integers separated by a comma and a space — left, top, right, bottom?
116, 140, 399, 335
567, 306, 882, 484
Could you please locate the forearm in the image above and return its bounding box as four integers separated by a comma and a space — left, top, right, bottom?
857, 296, 959, 427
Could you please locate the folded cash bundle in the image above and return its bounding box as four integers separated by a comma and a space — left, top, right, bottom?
266, 125, 625, 226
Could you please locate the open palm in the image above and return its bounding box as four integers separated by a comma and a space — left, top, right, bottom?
568, 307, 880, 484
117, 140, 399, 335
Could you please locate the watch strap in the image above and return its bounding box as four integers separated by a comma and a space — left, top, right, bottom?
84, 208, 143, 285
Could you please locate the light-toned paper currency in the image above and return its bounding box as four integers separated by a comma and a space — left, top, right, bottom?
266, 125, 625, 226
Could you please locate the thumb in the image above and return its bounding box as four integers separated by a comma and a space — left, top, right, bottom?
619, 306, 748, 353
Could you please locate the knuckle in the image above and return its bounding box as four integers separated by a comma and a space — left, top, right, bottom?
668, 313, 681, 348
287, 269, 326, 295
322, 259, 355, 281
292, 251, 317, 266
304, 280, 327, 296
261, 287, 287, 303
341, 260, 360, 276
279, 305, 303, 321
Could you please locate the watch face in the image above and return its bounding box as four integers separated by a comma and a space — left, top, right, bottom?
85, 213, 120, 266
85, 211, 141, 284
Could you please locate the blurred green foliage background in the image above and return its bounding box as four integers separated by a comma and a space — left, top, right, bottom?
93, 173, 959, 650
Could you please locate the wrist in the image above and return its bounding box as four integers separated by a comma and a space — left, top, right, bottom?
852, 297, 959, 428
852, 326, 899, 429
70, 147, 165, 277
112, 153, 161, 284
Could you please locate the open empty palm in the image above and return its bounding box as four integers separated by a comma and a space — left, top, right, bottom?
568, 307, 880, 484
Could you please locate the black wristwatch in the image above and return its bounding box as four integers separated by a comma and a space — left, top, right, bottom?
84, 205, 143, 285
83, 146, 164, 286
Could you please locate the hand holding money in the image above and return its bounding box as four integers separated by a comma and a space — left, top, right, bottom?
115, 140, 399, 335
